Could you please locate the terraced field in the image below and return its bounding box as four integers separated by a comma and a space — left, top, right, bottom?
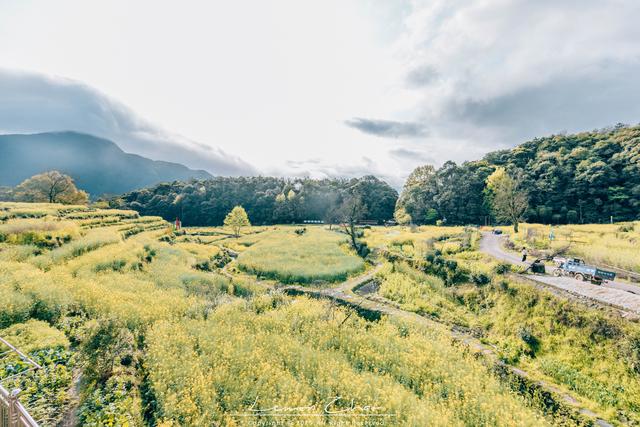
1, 203, 639, 426
236, 227, 365, 284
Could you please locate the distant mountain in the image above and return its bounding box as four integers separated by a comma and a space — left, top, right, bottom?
0, 131, 213, 197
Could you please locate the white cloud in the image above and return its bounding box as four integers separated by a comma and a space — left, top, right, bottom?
344, 118, 428, 138
274, 156, 406, 190
0, 69, 255, 176
1, 1, 638, 187
394, 0, 640, 145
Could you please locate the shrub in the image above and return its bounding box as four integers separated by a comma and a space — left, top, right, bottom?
589, 318, 621, 341
0, 288, 33, 328
93, 259, 127, 273
494, 263, 511, 275
517, 325, 539, 354
471, 272, 491, 286
81, 319, 137, 383
621, 332, 640, 374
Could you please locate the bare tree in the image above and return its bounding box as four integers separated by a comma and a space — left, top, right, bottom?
337, 195, 368, 254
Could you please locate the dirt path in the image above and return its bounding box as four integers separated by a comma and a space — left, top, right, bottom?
480, 232, 640, 314
280, 264, 613, 426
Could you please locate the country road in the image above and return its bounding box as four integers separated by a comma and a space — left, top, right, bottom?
480, 232, 640, 314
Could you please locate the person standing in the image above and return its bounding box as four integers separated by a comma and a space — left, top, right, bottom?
521, 247, 527, 262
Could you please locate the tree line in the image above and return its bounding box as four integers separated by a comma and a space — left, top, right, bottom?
3, 124, 639, 229
117, 175, 398, 226
396, 124, 640, 226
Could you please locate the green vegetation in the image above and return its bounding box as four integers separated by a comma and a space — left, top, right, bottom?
121, 175, 398, 226
223, 205, 251, 237
397, 124, 640, 225
0, 218, 79, 247
0, 320, 74, 426
146, 296, 547, 426
485, 167, 529, 232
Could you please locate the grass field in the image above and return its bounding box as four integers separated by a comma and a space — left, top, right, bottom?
1, 203, 639, 425
236, 227, 365, 284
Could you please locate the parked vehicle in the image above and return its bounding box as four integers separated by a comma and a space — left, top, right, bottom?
529, 259, 546, 274
552, 257, 616, 285
492, 228, 503, 235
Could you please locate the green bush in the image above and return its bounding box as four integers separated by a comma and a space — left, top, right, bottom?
621, 332, 640, 374
0, 288, 33, 328
94, 259, 127, 273
494, 263, 511, 275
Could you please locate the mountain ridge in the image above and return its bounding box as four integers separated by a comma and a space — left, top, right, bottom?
0, 131, 213, 197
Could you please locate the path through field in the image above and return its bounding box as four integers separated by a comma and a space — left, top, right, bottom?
280, 264, 613, 426
480, 232, 640, 314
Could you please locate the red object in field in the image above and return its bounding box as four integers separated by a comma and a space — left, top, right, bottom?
175, 217, 181, 230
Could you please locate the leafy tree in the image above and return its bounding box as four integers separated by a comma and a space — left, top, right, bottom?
0, 186, 13, 201
14, 170, 89, 204
396, 165, 438, 223
224, 205, 251, 237
348, 175, 397, 223
485, 168, 528, 232
394, 207, 412, 225
425, 208, 439, 225
323, 193, 342, 230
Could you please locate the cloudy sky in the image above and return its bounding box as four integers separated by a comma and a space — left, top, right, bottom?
1, 0, 639, 188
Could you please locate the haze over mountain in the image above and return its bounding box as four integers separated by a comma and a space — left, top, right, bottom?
0, 69, 256, 178
0, 131, 212, 197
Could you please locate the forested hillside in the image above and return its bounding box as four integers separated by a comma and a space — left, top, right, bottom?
397, 124, 640, 225
121, 175, 398, 225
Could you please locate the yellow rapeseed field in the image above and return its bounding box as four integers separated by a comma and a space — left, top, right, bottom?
1, 202, 637, 425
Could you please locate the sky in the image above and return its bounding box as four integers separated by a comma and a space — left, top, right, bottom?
1, 0, 640, 188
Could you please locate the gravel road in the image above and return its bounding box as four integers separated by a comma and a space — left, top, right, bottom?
480, 232, 640, 314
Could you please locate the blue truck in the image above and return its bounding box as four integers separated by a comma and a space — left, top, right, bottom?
552, 257, 616, 285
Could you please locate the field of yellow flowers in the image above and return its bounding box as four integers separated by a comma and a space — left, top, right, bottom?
1, 203, 637, 425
